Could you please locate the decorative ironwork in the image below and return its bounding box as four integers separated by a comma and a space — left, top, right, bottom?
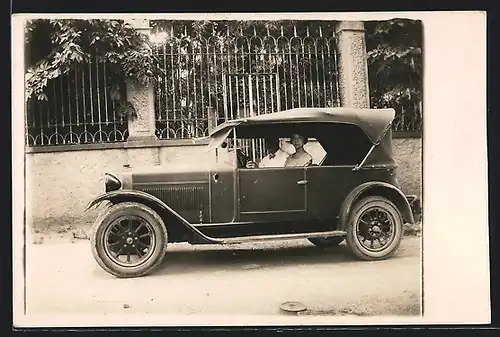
26, 56, 128, 147
151, 21, 341, 140
392, 104, 423, 133
371, 102, 422, 134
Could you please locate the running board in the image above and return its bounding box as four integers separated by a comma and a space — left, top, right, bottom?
218, 230, 347, 245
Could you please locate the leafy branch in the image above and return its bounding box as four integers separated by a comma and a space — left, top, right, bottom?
365, 19, 423, 120
25, 19, 164, 119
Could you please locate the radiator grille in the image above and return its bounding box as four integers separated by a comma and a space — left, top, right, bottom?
139, 184, 209, 222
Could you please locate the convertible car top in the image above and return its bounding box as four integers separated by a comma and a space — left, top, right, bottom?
209, 107, 396, 145
208, 107, 397, 168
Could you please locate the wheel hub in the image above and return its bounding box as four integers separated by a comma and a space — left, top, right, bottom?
368, 222, 382, 238
103, 217, 154, 267
354, 205, 398, 254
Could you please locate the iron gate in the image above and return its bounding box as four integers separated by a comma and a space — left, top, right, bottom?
151, 20, 341, 143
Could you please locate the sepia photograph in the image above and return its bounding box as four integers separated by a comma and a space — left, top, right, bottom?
12, 11, 489, 327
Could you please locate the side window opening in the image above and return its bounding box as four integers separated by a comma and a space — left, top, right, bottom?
227, 122, 373, 168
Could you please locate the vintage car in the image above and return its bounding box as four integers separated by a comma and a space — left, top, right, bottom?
86, 107, 419, 278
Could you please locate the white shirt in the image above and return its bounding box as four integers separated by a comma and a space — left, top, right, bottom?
258, 149, 289, 168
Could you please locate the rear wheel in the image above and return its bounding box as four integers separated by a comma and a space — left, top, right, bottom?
345, 196, 403, 261
91, 202, 168, 278
308, 236, 344, 248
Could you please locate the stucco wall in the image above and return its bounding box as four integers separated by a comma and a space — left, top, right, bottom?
25, 138, 422, 229
25, 144, 217, 229
392, 138, 423, 198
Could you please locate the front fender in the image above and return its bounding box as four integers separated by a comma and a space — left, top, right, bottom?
85, 189, 222, 244
338, 181, 415, 232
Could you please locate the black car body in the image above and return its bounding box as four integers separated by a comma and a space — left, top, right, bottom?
86, 107, 419, 278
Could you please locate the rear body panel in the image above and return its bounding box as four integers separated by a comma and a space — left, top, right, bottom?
306, 166, 398, 220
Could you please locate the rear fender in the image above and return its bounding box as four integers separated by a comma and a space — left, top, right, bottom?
338, 182, 415, 232
85, 189, 221, 244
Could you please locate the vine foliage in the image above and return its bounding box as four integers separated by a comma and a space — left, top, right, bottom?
25, 19, 164, 118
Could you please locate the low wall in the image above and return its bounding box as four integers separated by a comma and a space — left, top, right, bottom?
25, 143, 218, 229
392, 137, 422, 198
25, 137, 422, 229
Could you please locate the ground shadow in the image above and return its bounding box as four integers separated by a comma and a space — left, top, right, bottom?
153, 241, 411, 276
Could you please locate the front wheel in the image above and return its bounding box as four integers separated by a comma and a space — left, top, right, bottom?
90, 202, 168, 278
345, 196, 403, 261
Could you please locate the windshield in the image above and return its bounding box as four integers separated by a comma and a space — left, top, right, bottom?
213, 133, 327, 168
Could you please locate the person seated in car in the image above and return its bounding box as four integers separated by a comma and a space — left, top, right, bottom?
284, 133, 313, 167
246, 136, 288, 168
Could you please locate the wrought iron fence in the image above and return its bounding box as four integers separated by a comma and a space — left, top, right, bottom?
392, 104, 423, 133
26, 56, 128, 147
151, 21, 341, 140
25, 21, 421, 149
371, 101, 422, 133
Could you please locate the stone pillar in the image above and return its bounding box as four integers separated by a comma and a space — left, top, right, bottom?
334, 21, 370, 109
124, 18, 157, 142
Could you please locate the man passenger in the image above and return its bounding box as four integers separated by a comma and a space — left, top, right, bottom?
246, 136, 288, 168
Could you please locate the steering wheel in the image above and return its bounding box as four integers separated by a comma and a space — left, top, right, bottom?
236, 149, 249, 168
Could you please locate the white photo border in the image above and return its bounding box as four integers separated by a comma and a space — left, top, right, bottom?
12, 11, 489, 327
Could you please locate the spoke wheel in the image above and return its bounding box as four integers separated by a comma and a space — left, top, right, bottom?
103, 216, 156, 267
346, 196, 403, 261
91, 202, 168, 278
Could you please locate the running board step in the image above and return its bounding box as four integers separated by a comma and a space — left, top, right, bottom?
218, 230, 347, 245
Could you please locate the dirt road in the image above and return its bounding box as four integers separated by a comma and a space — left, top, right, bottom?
24, 235, 421, 317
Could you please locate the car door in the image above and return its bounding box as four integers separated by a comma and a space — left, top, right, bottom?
237, 166, 308, 222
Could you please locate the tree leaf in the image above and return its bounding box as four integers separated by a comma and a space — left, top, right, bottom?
37, 93, 48, 101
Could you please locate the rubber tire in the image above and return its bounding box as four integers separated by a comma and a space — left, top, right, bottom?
345, 196, 403, 261
308, 236, 345, 248
91, 202, 168, 278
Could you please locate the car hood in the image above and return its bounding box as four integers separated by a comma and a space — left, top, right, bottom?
125, 163, 211, 175
118, 166, 208, 189
116, 157, 234, 189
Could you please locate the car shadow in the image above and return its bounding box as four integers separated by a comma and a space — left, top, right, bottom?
153, 242, 407, 276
